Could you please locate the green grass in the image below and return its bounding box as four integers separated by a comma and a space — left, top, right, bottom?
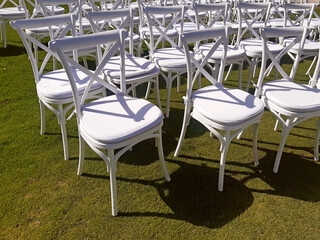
1, 17, 320, 239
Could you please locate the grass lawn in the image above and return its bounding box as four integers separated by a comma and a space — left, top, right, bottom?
1, 13, 320, 239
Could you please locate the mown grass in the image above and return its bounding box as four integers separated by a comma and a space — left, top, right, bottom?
1, 11, 320, 240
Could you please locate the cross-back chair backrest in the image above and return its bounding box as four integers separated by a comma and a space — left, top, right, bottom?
181, 26, 231, 98
283, 3, 315, 27
0, 0, 30, 18
237, 2, 271, 43
10, 14, 77, 83
255, 26, 310, 97
144, 5, 186, 54
88, 0, 124, 11
86, 8, 136, 53
309, 49, 320, 88
49, 30, 127, 119
194, 3, 228, 29
37, 0, 81, 16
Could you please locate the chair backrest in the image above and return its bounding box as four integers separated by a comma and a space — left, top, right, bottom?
254, 26, 310, 97
237, 2, 271, 44
194, 3, 228, 29
144, 5, 186, 54
49, 30, 127, 119
181, 26, 231, 98
0, 0, 29, 18
86, 8, 136, 53
10, 14, 77, 83
88, 0, 124, 11
283, 3, 315, 27
36, 0, 81, 16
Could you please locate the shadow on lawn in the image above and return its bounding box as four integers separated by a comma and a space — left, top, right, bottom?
117, 158, 254, 228
0, 44, 26, 56
234, 137, 320, 202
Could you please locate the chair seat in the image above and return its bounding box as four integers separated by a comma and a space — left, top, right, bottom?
268, 18, 296, 27
152, 47, 199, 71
307, 18, 320, 29
283, 38, 320, 55
104, 54, 157, 79
174, 22, 203, 34
32, 5, 64, 17
37, 68, 103, 100
125, 33, 140, 44
240, 38, 283, 57
80, 95, 163, 144
199, 43, 246, 62
26, 25, 59, 35
262, 80, 320, 113
192, 85, 264, 126
0, 7, 26, 18
140, 26, 178, 39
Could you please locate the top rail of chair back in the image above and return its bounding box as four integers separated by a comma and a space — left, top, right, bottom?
49, 29, 128, 52
181, 26, 231, 44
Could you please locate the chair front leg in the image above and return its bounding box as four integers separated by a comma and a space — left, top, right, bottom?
218, 131, 231, 192
273, 118, 293, 173
39, 100, 46, 135
58, 104, 69, 160
314, 118, 320, 161
108, 150, 118, 216
156, 129, 171, 182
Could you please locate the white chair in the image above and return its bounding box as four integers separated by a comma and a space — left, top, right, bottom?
237, 2, 284, 91
254, 26, 320, 173
175, 26, 265, 191
194, 3, 246, 89
49, 29, 171, 216
86, 8, 162, 108
0, 0, 29, 48
281, 3, 320, 78
144, 5, 189, 117
10, 14, 106, 160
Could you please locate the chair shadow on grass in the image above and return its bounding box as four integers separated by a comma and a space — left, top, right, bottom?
233, 137, 320, 202
0, 44, 26, 56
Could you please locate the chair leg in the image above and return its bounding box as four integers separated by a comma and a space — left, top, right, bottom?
156, 130, 171, 181
39, 100, 46, 135
174, 105, 191, 157
77, 135, 85, 176
145, 82, 152, 100
238, 61, 243, 90
58, 104, 69, 160
224, 63, 233, 81
314, 118, 320, 161
246, 60, 255, 92
108, 150, 118, 216
274, 119, 280, 131
165, 73, 173, 118
273, 119, 292, 173
154, 77, 162, 110
218, 131, 231, 192
1, 22, 6, 48
252, 123, 260, 165
177, 75, 180, 93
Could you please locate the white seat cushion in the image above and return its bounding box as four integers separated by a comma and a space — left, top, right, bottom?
26, 25, 59, 35
174, 22, 204, 34
262, 80, 320, 113
140, 26, 178, 39
152, 47, 200, 70
199, 43, 246, 61
192, 85, 264, 126
0, 7, 26, 18
104, 54, 157, 79
37, 68, 103, 100
283, 38, 320, 55
240, 38, 283, 57
80, 95, 163, 144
